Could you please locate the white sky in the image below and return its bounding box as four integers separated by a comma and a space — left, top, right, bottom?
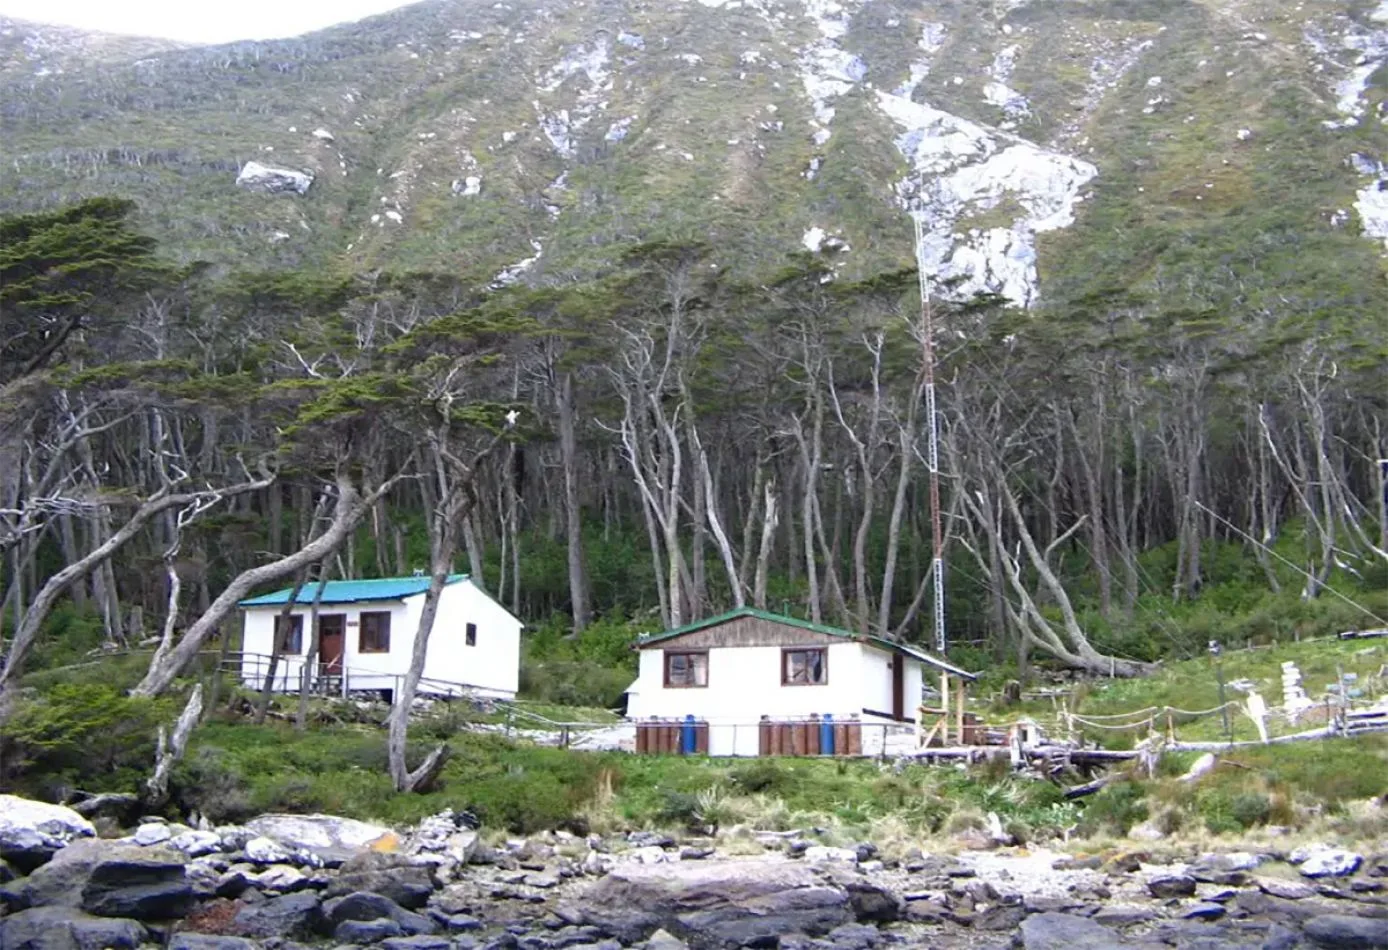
0, 0, 423, 43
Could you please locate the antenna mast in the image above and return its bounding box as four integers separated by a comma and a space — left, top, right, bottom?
912, 214, 947, 655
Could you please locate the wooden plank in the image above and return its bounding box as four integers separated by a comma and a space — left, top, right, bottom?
759, 720, 771, 757
834, 722, 848, 756
695, 723, 709, 755
636, 723, 649, 754
846, 722, 862, 756
807, 717, 821, 755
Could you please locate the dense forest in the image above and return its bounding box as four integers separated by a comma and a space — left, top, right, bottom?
1, 198, 1386, 723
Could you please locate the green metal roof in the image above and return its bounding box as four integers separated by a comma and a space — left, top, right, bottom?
635, 607, 976, 680
239, 574, 468, 607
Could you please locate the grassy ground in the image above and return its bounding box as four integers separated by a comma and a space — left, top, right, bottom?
985, 634, 1388, 747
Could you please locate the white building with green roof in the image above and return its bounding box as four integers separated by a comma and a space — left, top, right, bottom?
237, 574, 520, 701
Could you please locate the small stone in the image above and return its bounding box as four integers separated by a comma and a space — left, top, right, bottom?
244, 836, 293, 865
804, 846, 859, 863
1147, 874, 1197, 899
1256, 877, 1316, 900
171, 830, 224, 857
1181, 902, 1226, 920
336, 918, 404, 942
1052, 855, 1103, 871
523, 872, 561, 888
382, 937, 452, 950
646, 929, 688, 950
134, 822, 173, 846
1091, 905, 1156, 925
678, 846, 714, 860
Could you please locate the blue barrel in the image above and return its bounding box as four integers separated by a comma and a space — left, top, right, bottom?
821, 714, 835, 755
682, 714, 697, 754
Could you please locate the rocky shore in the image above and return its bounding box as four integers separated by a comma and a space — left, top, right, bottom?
1, 794, 1386, 949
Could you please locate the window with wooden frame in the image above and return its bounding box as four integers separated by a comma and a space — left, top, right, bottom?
274, 615, 303, 655
465, 622, 477, 646
782, 647, 827, 685
663, 650, 708, 688
358, 611, 391, 653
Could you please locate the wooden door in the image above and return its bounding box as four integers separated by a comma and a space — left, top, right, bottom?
318, 614, 346, 674
891, 653, 905, 721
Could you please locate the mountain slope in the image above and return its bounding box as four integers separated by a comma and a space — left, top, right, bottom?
2, 0, 1387, 313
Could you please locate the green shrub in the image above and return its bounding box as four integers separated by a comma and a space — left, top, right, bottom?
729, 759, 788, 795
1077, 780, 1148, 836
0, 684, 169, 798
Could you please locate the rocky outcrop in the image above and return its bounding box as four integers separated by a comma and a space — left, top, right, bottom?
0, 796, 95, 873
581, 858, 896, 947
234, 161, 313, 195
2, 838, 193, 920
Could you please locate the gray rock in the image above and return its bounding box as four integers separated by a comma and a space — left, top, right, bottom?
1304, 914, 1388, 948
0, 796, 96, 873
1181, 902, 1226, 920
133, 823, 173, 847
68, 794, 140, 826
381, 937, 451, 950
1147, 874, 1198, 899
1233, 890, 1322, 923
230, 891, 324, 939
335, 918, 404, 942
678, 847, 714, 861
627, 832, 676, 849
323, 890, 435, 936
444, 915, 483, 932
1256, 877, 1317, 900
9, 838, 192, 920
1297, 848, 1364, 880
326, 854, 436, 910
170, 831, 224, 858
0, 905, 146, 950
1263, 924, 1301, 950
1018, 913, 1125, 950
585, 858, 854, 945
167, 936, 259, 950
246, 814, 394, 867
645, 930, 688, 950
235, 161, 313, 196
1091, 905, 1156, 925
825, 922, 880, 948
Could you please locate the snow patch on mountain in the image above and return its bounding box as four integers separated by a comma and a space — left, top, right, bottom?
983, 45, 1029, 123
797, 0, 866, 154
1351, 153, 1388, 247
492, 240, 544, 288
876, 89, 1095, 308
893, 22, 947, 98
1308, 1, 1388, 128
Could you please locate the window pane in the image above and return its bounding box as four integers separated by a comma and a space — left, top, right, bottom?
466, 623, 477, 646
275, 616, 302, 654
665, 652, 707, 687
784, 649, 826, 685
359, 612, 391, 652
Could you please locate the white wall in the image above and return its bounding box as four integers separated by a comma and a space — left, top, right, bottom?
625, 640, 934, 756
239, 579, 520, 699
628, 642, 870, 755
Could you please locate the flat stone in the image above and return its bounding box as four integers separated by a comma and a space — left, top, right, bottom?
1091, 904, 1157, 925
12, 838, 192, 920
381, 937, 452, 950
1147, 874, 1198, 899
1303, 913, 1388, 948
1181, 902, 1226, 920
170, 831, 224, 858
1257, 877, 1317, 900
133, 823, 173, 847
1052, 856, 1104, 871
1018, 912, 1125, 950
168, 936, 259, 950
335, 918, 404, 942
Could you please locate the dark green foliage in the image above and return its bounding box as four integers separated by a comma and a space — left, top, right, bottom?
729, 759, 789, 795
1077, 780, 1149, 836
0, 684, 168, 798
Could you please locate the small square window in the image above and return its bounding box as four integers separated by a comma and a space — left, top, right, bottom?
664, 651, 708, 688
274, 615, 303, 655
782, 648, 827, 686
359, 611, 391, 653
465, 622, 477, 646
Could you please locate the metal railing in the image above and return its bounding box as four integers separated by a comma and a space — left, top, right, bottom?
228, 650, 505, 703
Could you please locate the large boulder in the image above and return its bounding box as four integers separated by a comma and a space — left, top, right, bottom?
1303, 914, 1388, 948
0, 796, 95, 873
244, 814, 394, 866
322, 890, 436, 935
1294, 845, 1364, 879
1018, 913, 1124, 950
324, 852, 436, 909
229, 891, 324, 939
582, 859, 859, 947
6, 838, 193, 920
0, 905, 147, 950
234, 161, 313, 196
